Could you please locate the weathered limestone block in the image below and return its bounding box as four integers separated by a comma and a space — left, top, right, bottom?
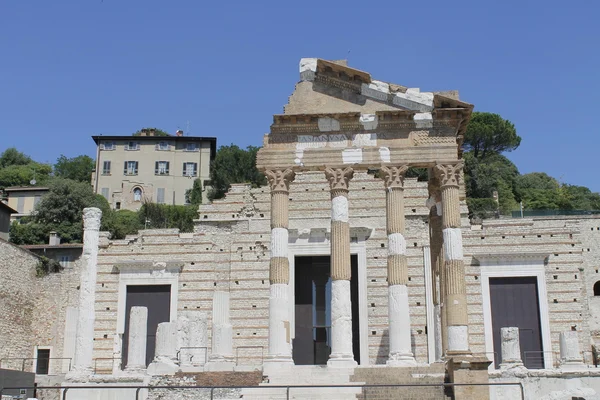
559, 331, 585, 369
500, 327, 523, 367
178, 311, 208, 367
147, 321, 178, 375
125, 306, 148, 372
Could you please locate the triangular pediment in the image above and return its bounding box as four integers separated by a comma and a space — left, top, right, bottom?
283, 58, 470, 115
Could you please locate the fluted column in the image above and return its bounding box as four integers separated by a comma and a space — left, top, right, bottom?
325, 167, 357, 367
265, 168, 295, 365
434, 162, 470, 356
68, 207, 102, 378
380, 165, 416, 366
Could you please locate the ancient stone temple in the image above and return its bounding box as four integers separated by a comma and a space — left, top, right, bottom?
6, 59, 600, 400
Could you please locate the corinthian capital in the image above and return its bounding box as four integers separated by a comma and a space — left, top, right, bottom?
433, 162, 464, 188
380, 165, 409, 189
266, 169, 296, 193
324, 167, 354, 194
83, 207, 102, 231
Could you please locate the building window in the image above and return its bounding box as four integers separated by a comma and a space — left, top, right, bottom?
102, 161, 111, 175
155, 161, 170, 175
116, 202, 121, 210
125, 141, 140, 151
101, 188, 109, 200
36, 348, 50, 375
59, 255, 71, 268
101, 141, 116, 150
156, 188, 165, 204
133, 187, 143, 202
594, 281, 600, 296
183, 162, 198, 177
124, 161, 139, 175
17, 196, 25, 213
185, 142, 198, 152
156, 141, 170, 151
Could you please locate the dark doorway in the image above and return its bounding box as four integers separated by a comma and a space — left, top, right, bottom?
35, 349, 50, 375
489, 277, 544, 369
293, 255, 360, 365
122, 285, 171, 368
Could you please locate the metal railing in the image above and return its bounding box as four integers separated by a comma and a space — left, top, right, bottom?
0, 382, 526, 400
234, 345, 264, 366
0, 357, 72, 373
176, 346, 208, 365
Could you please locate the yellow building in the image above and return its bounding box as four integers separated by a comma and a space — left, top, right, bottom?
4, 186, 50, 221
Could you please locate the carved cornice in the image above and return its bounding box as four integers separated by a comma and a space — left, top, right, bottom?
380, 165, 409, 189
325, 167, 354, 194
434, 162, 464, 188
265, 169, 295, 193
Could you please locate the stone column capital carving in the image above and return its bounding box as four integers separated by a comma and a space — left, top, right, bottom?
325, 167, 354, 196
434, 162, 464, 188
83, 207, 102, 231
266, 169, 296, 193
380, 165, 409, 189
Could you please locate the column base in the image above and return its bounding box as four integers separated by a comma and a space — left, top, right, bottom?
64, 367, 93, 382
559, 361, 587, 371
327, 354, 358, 368
204, 357, 235, 371
387, 353, 417, 367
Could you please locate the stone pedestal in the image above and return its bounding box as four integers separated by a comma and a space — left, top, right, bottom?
147, 322, 178, 375
560, 331, 585, 370
178, 311, 208, 367
326, 167, 357, 368
206, 291, 235, 371
67, 207, 102, 380
125, 306, 148, 373
500, 327, 523, 368
448, 356, 492, 400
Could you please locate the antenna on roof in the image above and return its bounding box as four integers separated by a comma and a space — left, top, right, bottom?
186, 120, 190, 136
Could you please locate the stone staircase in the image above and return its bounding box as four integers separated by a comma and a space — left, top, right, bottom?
351, 363, 450, 400
241, 365, 363, 399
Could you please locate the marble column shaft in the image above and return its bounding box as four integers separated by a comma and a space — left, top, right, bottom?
125, 306, 148, 371
71, 207, 102, 375
325, 167, 356, 367
381, 165, 415, 366
434, 162, 470, 355
266, 169, 295, 363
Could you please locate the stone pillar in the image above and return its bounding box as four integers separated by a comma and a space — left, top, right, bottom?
380, 165, 416, 366
434, 162, 470, 356
560, 331, 585, 369
125, 306, 148, 372
325, 167, 357, 367
147, 321, 178, 375
178, 311, 208, 367
500, 327, 523, 367
205, 291, 234, 370
69, 207, 102, 377
265, 169, 295, 365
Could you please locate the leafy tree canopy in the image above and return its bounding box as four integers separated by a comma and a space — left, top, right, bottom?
0, 162, 52, 189
54, 154, 95, 183
0, 148, 32, 168
185, 178, 203, 205
463, 112, 521, 158
208, 145, 266, 200
138, 203, 197, 232
132, 128, 170, 137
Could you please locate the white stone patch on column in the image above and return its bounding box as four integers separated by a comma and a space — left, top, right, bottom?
178, 311, 208, 368
388, 233, 406, 256
359, 114, 378, 130
328, 279, 356, 367
387, 284, 415, 366
268, 284, 291, 359
442, 228, 464, 260
318, 117, 340, 132
379, 147, 390, 163
361, 80, 390, 101
299, 58, 317, 81
270, 228, 288, 258
147, 322, 178, 375
560, 331, 585, 370
500, 327, 523, 367
342, 148, 362, 164
414, 112, 433, 129
352, 133, 377, 147
331, 196, 349, 222
447, 325, 469, 353
205, 291, 234, 371
125, 306, 148, 372
68, 207, 102, 379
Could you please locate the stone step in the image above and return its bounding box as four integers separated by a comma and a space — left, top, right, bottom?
242, 386, 363, 400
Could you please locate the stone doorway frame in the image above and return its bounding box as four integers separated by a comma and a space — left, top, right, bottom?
475, 253, 552, 370
287, 234, 369, 365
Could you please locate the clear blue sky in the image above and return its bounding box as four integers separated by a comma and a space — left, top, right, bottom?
1, 1, 598, 191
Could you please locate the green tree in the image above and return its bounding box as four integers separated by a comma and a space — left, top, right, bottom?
54, 155, 95, 183
515, 173, 561, 210
463, 112, 521, 158
102, 210, 143, 240
0, 148, 32, 168
185, 178, 203, 205
138, 203, 197, 232
0, 162, 52, 189
132, 128, 170, 136
208, 145, 266, 200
